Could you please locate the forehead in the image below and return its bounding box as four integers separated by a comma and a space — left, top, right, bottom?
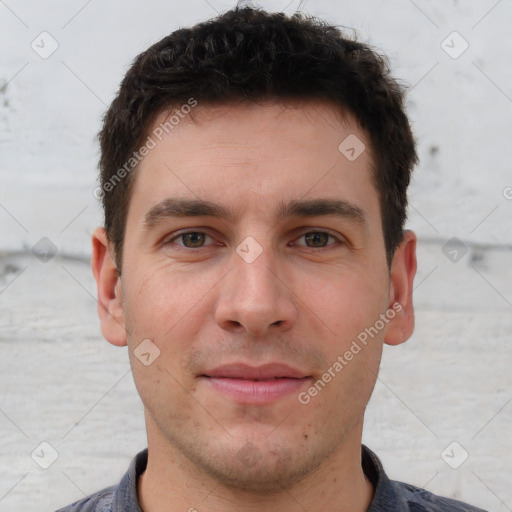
148, 98, 365, 152
128, 99, 380, 229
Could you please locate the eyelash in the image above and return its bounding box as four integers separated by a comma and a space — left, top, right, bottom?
163, 229, 344, 251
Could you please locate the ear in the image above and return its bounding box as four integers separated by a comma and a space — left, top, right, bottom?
384, 229, 417, 346
91, 227, 127, 346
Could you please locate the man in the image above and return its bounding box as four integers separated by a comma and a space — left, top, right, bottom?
58, 6, 488, 512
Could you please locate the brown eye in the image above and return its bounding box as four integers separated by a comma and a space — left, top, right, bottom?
294, 231, 339, 248
180, 232, 206, 248
166, 231, 214, 249
304, 232, 330, 247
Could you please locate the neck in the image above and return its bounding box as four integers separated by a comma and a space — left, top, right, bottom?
138, 420, 374, 512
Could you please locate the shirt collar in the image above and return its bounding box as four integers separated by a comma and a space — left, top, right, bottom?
112, 449, 147, 512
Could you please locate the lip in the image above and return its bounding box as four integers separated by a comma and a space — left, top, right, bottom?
199, 363, 312, 404
203, 362, 309, 380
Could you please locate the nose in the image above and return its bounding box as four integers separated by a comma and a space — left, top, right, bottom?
214, 243, 298, 337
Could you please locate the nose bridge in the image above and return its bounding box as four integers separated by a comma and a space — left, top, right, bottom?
215, 239, 297, 335
237, 244, 280, 303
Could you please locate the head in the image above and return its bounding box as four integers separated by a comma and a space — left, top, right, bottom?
92, 7, 417, 494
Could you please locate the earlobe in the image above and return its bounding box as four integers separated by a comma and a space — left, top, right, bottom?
384, 230, 417, 346
91, 227, 127, 346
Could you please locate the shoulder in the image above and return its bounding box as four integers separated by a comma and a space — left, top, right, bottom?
361, 445, 489, 512
54, 485, 116, 512
54, 448, 147, 512
390, 480, 489, 512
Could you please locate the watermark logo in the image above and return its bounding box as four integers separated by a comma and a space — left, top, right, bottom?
338, 134, 366, 162
31, 441, 59, 469
134, 338, 161, 366
31, 237, 58, 263
441, 31, 469, 59
442, 237, 468, 263
236, 236, 263, 264
441, 441, 469, 469
31, 32, 59, 59
237, 442, 262, 468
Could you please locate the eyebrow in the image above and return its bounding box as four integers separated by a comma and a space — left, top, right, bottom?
143, 197, 368, 231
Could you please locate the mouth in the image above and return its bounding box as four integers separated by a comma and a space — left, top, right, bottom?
199, 363, 312, 404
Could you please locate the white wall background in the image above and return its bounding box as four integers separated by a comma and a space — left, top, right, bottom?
0, 1, 511, 511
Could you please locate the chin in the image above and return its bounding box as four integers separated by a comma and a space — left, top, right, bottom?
203, 460, 315, 493
186, 440, 328, 493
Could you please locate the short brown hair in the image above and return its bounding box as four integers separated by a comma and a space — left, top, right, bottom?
98, 6, 417, 271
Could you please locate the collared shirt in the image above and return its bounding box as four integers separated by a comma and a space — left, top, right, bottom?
56, 445, 488, 512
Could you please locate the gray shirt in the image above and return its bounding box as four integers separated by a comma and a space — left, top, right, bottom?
56, 445, 488, 511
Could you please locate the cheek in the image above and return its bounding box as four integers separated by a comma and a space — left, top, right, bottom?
122, 263, 219, 370
124, 263, 197, 331
124, 267, 204, 419
294, 267, 389, 347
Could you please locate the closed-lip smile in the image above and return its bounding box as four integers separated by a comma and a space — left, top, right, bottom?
199, 362, 312, 404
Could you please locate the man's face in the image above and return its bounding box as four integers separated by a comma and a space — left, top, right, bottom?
96, 100, 414, 491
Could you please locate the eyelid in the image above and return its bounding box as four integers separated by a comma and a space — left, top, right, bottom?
162, 227, 346, 250
290, 229, 345, 247
163, 228, 218, 247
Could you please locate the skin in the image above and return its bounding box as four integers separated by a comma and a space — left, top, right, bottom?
92, 99, 417, 512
